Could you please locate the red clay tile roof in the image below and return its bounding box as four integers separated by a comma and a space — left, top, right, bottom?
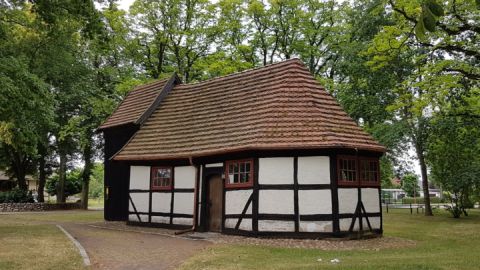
97, 79, 170, 130
113, 59, 385, 161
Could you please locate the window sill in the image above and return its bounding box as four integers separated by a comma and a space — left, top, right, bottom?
225, 182, 253, 189
151, 186, 173, 191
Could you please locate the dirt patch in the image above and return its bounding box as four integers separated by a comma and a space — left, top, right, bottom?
206, 234, 416, 250
91, 222, 416, 251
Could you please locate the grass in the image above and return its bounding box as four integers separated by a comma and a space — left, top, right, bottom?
0, 210, 103, 270
87, 197, 104, 208
180, 208, 480, 270
1, 208, 479, 270
0, 210, 103, 226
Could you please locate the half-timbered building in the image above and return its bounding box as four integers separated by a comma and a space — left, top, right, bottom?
98, 59, 385, 238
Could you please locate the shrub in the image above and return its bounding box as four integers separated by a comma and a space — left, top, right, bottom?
0, 188, 34, 203
46, 171, 81, 197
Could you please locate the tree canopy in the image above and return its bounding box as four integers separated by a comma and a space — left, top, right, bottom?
0, 0, 478, 215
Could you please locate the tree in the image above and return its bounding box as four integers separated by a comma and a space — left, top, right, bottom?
27, 0, 104, 203
0, 3, 55, 190
366, 0, 480, 216
89, 163, 104, 199
46, 170, 82, 198
428, 113, 480, 218
130, 0, 219, 82
402, 173, 420, 198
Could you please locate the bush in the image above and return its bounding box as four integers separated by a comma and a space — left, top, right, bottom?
0, 188, 34, 203
46, 171, 82, 197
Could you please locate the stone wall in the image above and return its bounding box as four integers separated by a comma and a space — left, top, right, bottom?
0, 202, 81, 212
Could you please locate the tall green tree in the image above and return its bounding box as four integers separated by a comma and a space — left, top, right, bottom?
0, 2, 54, 191
367, 0, 479, 215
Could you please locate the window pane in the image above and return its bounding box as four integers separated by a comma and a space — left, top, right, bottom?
234, 163, 238, 173
234, 173, 239, 183
241, 173, 247, 183
246, 162, 250, 172
229, 173, 234, 183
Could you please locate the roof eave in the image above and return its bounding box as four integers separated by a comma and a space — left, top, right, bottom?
112, 144, 386, 162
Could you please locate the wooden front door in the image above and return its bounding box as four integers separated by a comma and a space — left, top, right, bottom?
208, 175, 223, 232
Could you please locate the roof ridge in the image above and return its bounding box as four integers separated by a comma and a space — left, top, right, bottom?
184, 58, 304, 86
132, 77, 171, 91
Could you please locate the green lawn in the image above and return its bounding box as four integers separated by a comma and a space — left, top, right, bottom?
87, 198, 104, 208
0, 210, 103, 270
1, 209, 479, 270
181, 209, 480, 270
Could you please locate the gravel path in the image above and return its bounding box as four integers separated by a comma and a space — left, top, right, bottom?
61, 223, 211, 270
91, 222, 416, 251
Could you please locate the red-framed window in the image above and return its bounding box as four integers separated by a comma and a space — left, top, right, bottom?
225, 159, 254, 188
337, 156, 358, 186
337, 156, 380, 187
151, 167, 173, 190
359, 158, 380, 186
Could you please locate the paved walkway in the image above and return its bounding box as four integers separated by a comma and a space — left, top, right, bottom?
61, 223, 211, 270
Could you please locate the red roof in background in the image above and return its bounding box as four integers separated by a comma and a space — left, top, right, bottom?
110, 59, 385, 161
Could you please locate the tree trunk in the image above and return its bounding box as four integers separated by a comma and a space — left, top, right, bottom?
57, 151, 67, 203
10, 151, 28, 190
81, 177, 89, 209
80, 141, 93, 210
37, 153, 46, 202
416, 145, 433, 216
16, 167, 27, 191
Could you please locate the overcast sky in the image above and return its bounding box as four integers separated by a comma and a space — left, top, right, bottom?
118, 0, 134, 10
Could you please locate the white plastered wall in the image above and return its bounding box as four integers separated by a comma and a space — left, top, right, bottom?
173, 218, 193, 226
361, 188, 380, 213
151, 193, 171, 213
129, 193, 149, 213
225, 190, 253, 215
258, 220, 295, 232
365, 217, 381, 229
129, 214, 148, 222
174, 192, 194, 215
338, 188, 358, 214
297, 156, 330, 184
258, 157, 294, 184
298, 190, 332, 215
224, 218, 252, 231
299, 221, 333, 232
129, 166, 150, 190
151, 216, 169, 224
129, 166, 151, 222
340, 218, 358, 231
259, 190, 294, 214
174, 166, 196, 189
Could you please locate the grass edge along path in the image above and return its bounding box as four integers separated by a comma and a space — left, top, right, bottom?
0, 224, 85, 270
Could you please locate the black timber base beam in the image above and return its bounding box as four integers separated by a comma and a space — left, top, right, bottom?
126, 221, 192, 230
221, 228, 383, 239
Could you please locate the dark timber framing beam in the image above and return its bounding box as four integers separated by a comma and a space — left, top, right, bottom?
253, 158, 259, 234
330, 153, 340, 234
293, 157, 299, 232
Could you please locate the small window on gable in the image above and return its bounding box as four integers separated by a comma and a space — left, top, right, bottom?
338, 156, 357, 186
359, 158, 380, 185
225, 159, 253, 188
151, 167, 172, 190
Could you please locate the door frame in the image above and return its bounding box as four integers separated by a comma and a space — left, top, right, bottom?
199, 166, 224, 232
